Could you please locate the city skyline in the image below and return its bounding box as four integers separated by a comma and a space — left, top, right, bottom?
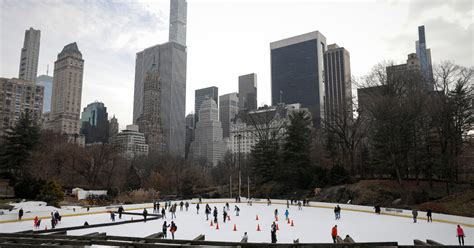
0, 0, 472, 129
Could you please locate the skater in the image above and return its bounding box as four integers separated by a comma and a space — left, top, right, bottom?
213, 207, 218, 223
196, 203, 200, 214
271, 222, 277, 243
298, 201, 302, 210
274, 209, 278, 218
412, 209, 418, 223
118, 206, 124, 219
18, 208, 23, 220
162, 221, 170, 238
284, 209, 289, 220
51, 217, 56, 229
374, 205, 381, 214
205, 205, 210, 220
87, 207, 90, 212
35, 219, 41, 229
110, 211, 116, 221
223, 209, 228, 223
161, 207, 166, 219
199, 197, 202, 203
179, 201, 184, 211
153, 202, 157, 213
170, 221, 177, 240
165, 202, 168, 210
427, 209, 432, 222
336, 205, 341, 219
171, 205, 177, 219
334, 206, 338, 220
242, 232, 248, 243
235, 205, 240, 216
287, 200, 289, 209
143, 208, 148, 222
54, 211, 61, 223
457, 225, 465, 246
331, 225, 338, 243
267, 198, 271, 206
226, 202, 230, 211
33, 216, 39, 227
185, 202, 189, 211
157, 202, 160, 211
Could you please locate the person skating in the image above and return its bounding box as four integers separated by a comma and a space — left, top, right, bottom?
226, 202, 230, 211
271, 221, 277, 243
235, 205, 240, 216
161, 207, 166, 219
242, 232, 248, 243
213, 207, 218, 223
33, 216, 39, 227
334, 206, 338, 220
336, 205, 341, 219
205, 205, 210, 220
374, 205, 381, 214
298, 201, 302, 210
110, 211, 116, 222
162, 221, 170, 238
153, 202, 157, 213
143, 208, 148, 222
157, 202, 160, 212
185, 202, 189, 211
274, 209, 278, 218
18, 208, 23, 220
267, 198, 271, 206
171, 205, 177, 219
412, 209, 418, 223
427, 209, 432, 222
284, 209, 289, 220
170, 221, 177, 240
196, 203, 200, 214
118, 206, 124, 219
179, 201, 184, 211
331, 225, 338, 243
165, 202, 168, 210
457, 225, 465, 246
223, 209, 228, 223
287, 200, 289, 209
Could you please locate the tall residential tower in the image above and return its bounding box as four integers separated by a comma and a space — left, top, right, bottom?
18, 28, 41, 82
238, 73, 257, 111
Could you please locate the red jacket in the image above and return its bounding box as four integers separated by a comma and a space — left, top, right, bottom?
332, 227, 338, 236
457, 227, 464, 236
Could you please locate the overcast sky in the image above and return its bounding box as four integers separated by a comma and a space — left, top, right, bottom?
0, 0, 472, 129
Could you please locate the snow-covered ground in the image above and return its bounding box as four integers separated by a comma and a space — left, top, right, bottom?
0, 199, 472, 245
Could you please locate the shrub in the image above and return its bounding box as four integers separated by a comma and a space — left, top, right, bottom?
37, 180, 64, 207
14, 178, 45, 199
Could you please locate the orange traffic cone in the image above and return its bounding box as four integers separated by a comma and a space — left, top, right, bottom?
256, 224, 261, 231
233, 224, 237, 231
276, 224, 279, 230
210, 220, 213, 226
287, 218, 290, 224
228, 215, 231, 221
291, 220, 294, 226
216, 223, 219, 230
256, 215, 259, 220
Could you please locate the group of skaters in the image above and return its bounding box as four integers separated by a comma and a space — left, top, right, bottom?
411, 208, 433, 223
49, 211, 62, 229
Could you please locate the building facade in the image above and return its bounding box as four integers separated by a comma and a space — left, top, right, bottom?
46, 42, 84, 135
80, 101, 109, 144
18, 28, 41, 82
228, 103, 308, 154
195, 86, 218, 125
0, 78, 44, 137
133, 0, 187, 156
185, 113, 194, 158
36, 75, 53, 112
108, 115, 119, 144
324, 44, 352, 122
270, 31, 326, 127
238, 73, 257, 111
113, 124, 149, 159
219, 92, 239, 138
189, 98, 225, 166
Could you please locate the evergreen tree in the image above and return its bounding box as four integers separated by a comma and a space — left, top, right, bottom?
38, 180, 64, 207
0, 111, 40, 178
281, 110, 313, 188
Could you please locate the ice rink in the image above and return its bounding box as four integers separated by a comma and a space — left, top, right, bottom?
0, 199, 472, 245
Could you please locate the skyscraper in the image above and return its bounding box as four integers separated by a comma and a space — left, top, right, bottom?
219, 92, 239, 138
36, 74, 53, 112
185, 113, 194, 158
189, 97, 225, 166
324, 44, 352, 122
46, 42, 84, 135
238, 73, 257, 111
133, 0, 187, 155
270, 31, 327, 127
195, 86, 218, 125
80, 101, 109, 144
415, 25, 434, 91
18, 28, 41, 82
